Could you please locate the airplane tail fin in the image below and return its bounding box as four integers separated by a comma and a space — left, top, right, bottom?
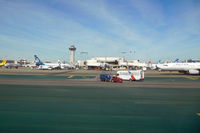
58, 60, 62, 64
2, 60, 7, 65
58, 60, 62, 68
0, 60, 7, 66
174, 58, 179, 63
34, 55, 44, 66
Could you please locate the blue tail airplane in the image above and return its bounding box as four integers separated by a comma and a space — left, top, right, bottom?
34, 55, 74, 70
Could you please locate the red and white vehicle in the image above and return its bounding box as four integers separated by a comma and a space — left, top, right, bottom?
117, 70, 144, 81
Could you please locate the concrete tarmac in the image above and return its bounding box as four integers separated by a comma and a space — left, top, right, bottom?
0, 68, 200, 133
0, 68, 200, 88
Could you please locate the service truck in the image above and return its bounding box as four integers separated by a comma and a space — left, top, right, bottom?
100, 74, 111, 82
117, 70, 144, 81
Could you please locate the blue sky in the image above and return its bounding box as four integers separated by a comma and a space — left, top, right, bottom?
0, 0, 200, 62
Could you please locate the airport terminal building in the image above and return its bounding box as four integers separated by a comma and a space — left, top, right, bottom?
77, 57, 149, 70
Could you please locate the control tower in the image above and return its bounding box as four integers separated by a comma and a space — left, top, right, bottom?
69, 45, 76, 64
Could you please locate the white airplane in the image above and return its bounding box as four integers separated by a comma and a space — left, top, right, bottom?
156, 60, 200, 75
34, 55, 74, 70
58, 60, 75, 69
5, 63, 21, 69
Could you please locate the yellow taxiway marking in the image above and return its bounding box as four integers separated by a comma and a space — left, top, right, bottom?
68, 75, 74, 78
197, 113, 200, 116
184, 77, 199, 80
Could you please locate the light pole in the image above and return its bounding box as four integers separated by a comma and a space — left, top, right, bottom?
80, 52, 88, 60
121, 52, 127, 60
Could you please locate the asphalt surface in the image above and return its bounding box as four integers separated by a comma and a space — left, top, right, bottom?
0, 69, 200, 133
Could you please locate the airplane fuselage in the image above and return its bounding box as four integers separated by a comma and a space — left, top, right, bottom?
157, 63, 200, 74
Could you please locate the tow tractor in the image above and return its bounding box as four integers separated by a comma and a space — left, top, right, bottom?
111, 75, 123, 83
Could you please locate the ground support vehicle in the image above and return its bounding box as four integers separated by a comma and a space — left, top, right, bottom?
111, 76, 123, 83
117, 70, 144, 81
100, 74, 111, 82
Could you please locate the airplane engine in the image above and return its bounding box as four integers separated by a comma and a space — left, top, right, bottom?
178, 71, 186, 74
188, 69, 200, 75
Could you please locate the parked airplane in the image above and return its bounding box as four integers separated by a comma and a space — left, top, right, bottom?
23, 63, 37, 68
34, 55, 74, 70
156, 61, 200, 75
4, 63, 21, 69
151, 59, 180, 70
58, 60, 75, 69
0, 60, 7, 67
